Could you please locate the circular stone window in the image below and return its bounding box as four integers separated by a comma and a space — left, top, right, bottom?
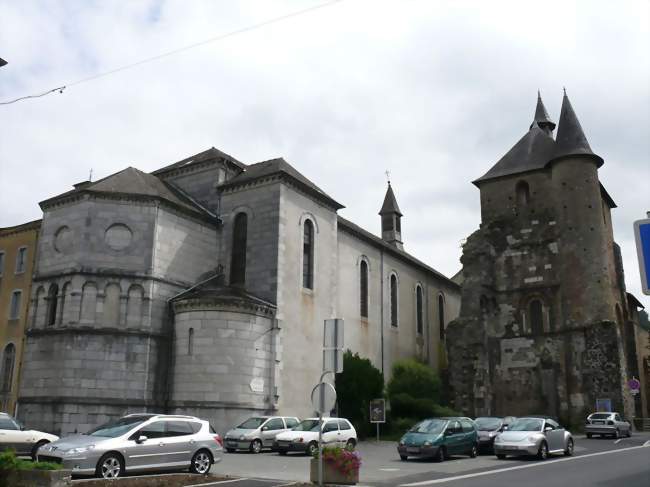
105, 224, 133, 250
53, 226, 73, 253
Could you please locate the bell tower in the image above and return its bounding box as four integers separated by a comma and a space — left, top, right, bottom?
379, 181, 403, 250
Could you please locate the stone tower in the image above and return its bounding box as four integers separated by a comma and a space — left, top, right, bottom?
379, 182, 404, 250
446, 92, 640, 425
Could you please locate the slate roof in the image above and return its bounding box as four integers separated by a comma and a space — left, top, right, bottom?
170, 272, 277, 308
220, 157, 344, 210
379, 183, 403, 216
552, 92, 603, 166
153, 147, 246, 175
40, 167, 212, 218
530, 91, 556, 131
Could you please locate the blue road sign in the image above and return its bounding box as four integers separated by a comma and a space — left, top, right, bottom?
634, 218, 650, 295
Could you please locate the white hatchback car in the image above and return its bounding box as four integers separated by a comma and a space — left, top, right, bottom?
274, 418, 357, 456
0, 412, 58, 459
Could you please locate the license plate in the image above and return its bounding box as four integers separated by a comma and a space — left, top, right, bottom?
407, 447, 420, 453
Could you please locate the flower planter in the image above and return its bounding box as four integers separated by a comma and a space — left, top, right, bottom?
309, 457, 359, 485
0, 469, 72, 487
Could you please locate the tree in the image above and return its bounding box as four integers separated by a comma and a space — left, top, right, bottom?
335, 350, 384, 438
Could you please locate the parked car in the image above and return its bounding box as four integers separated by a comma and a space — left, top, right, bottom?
493, 417, 573, 460
36, 413, 222, 478
397, 417, 478, 462
274, 418, 357, 456
224, 416, 300, 453
585, 412, 631, 438
0, 412, 58, 460
474, 416, 515, 452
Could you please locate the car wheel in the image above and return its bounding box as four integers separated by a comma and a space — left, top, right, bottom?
399, 454, 408, 461
496, 454, 506, 460
614, 429, 621, 439
537, 442, 548, 460
586, 433, 592, 439
31, 440, 50, 461
278, 449, 288, 456
564, 439, 574, 456
190, 449, 212, 474
435, 447, 446, 462
627, 429, 632, 438
469, 443, 478, 458
307, 441, 319, 457
250, 439, 263, 454
345, 439, 356, 451
96, 453, 124, 479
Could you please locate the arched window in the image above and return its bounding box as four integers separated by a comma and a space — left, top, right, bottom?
80, 282, 97, 323
516, 181, 530, 207
390, 274, 398, 327
8, 291, 21, 320
126, 285, 144, 327
230, 213, 248, 286
46, 284, 59, 326
529, 299, 544, 334
438, 294, 445, 341
1, 344, 16, 393
188, 328, 194, 355
103, 283, 121, 327
303, 220, 314, 289
360, 260, 369, 318
416, 285, 423, 335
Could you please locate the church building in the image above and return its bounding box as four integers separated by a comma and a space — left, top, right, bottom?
17, 148, 460, 435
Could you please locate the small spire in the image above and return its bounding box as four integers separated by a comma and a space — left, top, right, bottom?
552, 90, 603, 166
379, 182, 402, 216
530, 91, 556, 133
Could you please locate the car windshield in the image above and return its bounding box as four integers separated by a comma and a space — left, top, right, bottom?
589, 413, 612, 420
237, 417, 267, 429
86, 416, 149, 438
293, 419, 320, 432
508, 418, 544, 432
409, 419, 446, 434
474, 417, 502, 430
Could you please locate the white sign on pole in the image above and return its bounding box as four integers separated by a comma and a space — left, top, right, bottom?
323, 349, 344, 374
323, 319, 344, 349
311, 382, 337, 414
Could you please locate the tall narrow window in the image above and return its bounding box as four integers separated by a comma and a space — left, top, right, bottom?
438, 294, 445, 341
15, 247, 26, 274
9, 291, 21, 320
360, 260, 369, 318
416, 285, 423, 335
516, 181, 530, 207
1, 344, 15, 392
390, 274, 398, 327
303, 220, 314, 289
529, 299, 544, 334
46, 284, 59, 326
188, 328, 194, 355
230, 213, 248, 286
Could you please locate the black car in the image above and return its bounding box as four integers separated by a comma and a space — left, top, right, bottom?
474, 416, 515, 452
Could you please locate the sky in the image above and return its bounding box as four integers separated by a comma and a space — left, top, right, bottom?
1, 0, 649, 307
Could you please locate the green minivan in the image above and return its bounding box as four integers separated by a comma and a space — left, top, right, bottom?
397, 417, 478, 461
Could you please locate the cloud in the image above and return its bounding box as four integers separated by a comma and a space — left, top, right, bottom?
0, 0, 648, 306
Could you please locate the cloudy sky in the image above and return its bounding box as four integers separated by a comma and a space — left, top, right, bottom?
1, 0, 648, 306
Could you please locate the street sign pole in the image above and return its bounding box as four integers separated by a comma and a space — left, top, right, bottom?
633, 214, 650, 295
318, 411, 323, 487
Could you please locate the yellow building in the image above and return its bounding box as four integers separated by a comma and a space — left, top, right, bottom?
0, 220, 40, 414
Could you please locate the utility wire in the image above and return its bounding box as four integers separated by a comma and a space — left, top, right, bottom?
0, 0, 344, 106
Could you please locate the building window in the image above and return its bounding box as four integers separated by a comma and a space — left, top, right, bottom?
188, 328, 194, 355
382, 215, 394, 232
529, 299, 544, 334
438, 294, 445, 341
0, 251, 4, 276
46, 284, 59, 326
360, 260, 369, 318
15, 247, 27, 274
9, 291, 21, 320
390, 274, 398, 327
1, 344, 15, 393
230, 213, 248, 286
303, 220, 314, 289
516, 181, 530, 207
416, 285, 423, 335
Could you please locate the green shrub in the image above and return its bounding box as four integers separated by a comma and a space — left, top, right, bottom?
387, 359, 441, 403
0, 448, 62, 472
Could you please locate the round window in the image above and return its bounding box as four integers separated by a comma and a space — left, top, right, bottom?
105, 224, 132, 250
53, 226, 73, 253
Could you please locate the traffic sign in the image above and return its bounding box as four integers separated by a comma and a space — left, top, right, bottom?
633, 217, 650, 295
370, 398, 386, 423
628, 377, 641, 391
311, 382, 337, 414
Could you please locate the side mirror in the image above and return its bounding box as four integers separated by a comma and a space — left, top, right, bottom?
501, 426, 508, 431
544, 427, 553, 433
444, 429, 452, 436
261, 426, 268, 431
135, 435, 148, 444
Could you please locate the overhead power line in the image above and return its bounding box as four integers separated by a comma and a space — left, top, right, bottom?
0, 0, 345, 106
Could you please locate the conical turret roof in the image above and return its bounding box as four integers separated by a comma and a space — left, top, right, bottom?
552, 91, 603, 166
530, 91, 556, 132
379, 183, 402, 216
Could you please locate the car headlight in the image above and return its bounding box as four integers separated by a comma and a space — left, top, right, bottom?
527, 436, 538, 443
399, 439, 405, 446
293, 437, 304, 443
489, 432, 497, 438
423, 440, 432, 446
65, 445, 95, 455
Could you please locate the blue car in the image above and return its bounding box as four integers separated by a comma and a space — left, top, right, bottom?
397, 417, 478, 462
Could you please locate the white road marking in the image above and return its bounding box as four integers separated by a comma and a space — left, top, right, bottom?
614, 439, 622, 444
186, 478, 249, 486
380, 468, 401, 471
399, 444, 650, 486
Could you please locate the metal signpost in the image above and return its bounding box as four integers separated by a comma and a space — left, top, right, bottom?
633, 214, 650, 295
311, 318, 344, 487
369, 398, 386, 441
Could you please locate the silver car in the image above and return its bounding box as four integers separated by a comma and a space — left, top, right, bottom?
36, 413, 222, 478
224, 416, 300, 453
493, 417, 574, 460
585, 412, 632, 438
